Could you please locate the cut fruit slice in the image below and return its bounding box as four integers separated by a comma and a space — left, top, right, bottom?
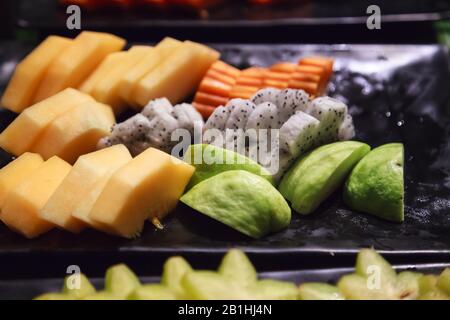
1, 36, 72, 113
89, 147, 195, 238
128, 285, 177, 300
39, 145, 132, 233
250, 279, 298, 300
33, 31, 126, 102
0, 156, 71, 238
278, 141, 370, 215
396, 271, 422, 300
79, 51, 128, 95
184, 144, 274, 189
31, 101, 115, 164
134, 41, 219, 107
34, 293, 73, 300
218, 249, 257, 286
355, 248, 398, 286
181, 271, 248, 300
119, 37, 182, 105
338, 273, 394, 300
91, 46, 154, 114
344, 143, 404, 222
0, 153, 43, 206
105, 264, 141, 298
437, 268, 450, 295
0, 88, 94, 156
298, 283, 344, 300
83, 291, 120, 300
181, 170, 291, 239
161, 256, 193, 299
62, 273, 96, 299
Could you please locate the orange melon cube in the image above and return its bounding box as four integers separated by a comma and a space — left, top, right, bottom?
31, 101, 115, 164
39, 145, 132, 233
0, 156, 71, 238
1, 36, 72, 113
89, 148, 195, 238
0, 153, 44, 207
33, 31, 126, 103
0, 88, 94, 157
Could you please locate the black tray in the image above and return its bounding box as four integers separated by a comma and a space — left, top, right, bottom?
11, 0, 450, 43
0, 43, 449, 278
1, 263, 449, 300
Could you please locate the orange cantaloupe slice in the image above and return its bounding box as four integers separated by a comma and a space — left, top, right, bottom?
79, 51, 128, 95
0, 156, 71, 238
71, 146, 132, 233
133, 41, 219, 107
119, 37, 182, 105
0, 153, 44, 207
91, 46, 154, 114
1, 36, 72, 113
31, 101, 115, 164
0, 88, 94, 157
33, 31, 126, 103
89, 148, 195, 238
39, 145, 132, 233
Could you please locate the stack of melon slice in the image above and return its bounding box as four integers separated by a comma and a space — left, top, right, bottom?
1, 31, 126, 113
0, 88, 115, 164
0, 146, 194, 238
192, 56, 334, 118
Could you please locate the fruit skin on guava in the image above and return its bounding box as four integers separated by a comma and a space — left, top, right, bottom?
343, 143, 404, 222
279, 141, 370, 215
180, 170, 291, 239
184, 144, 274, 189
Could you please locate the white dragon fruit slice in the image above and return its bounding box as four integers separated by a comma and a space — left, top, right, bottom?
171, 103, 203, 132
276, 89, 310, 123
142, 97, 173, 119
225, 98, 256, 130
338, 113, 355, 140
246, 102, 280, 131
203, 105, 231, 132
146, 112, 179, 152
306, 96, 347, 146
251, 88, 280, 105
279, 111, 320, 156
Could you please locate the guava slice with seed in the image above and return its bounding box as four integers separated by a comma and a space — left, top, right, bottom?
181, 170, 291, 239
279, 141, 370, 214
344, 143, 404, 222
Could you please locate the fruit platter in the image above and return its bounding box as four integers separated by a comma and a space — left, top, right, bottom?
0, 30, 449, 299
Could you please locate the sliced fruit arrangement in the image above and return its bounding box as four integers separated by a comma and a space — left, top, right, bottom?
0, 88, 115, 164
193, 56, 334, 118
203, 88, 354, 181
34, 248, 450, 300
98, 97, 203, 156
0, 146, 194, 238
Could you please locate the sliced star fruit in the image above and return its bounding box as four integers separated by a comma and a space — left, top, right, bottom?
218, 249, 257, 286
250, 279, 298, 300
104, 264, 141, 298
34, 293, 73, 300
298, 283, 344, 300
62, 273, 96, 299
83, 291, 120, 300
184, 144, 274, 189
344, 143, 404, 222
279, 141, 370, 214
161, 256, 193, 299
181, 170, 291, 239
128, 284, 177, 300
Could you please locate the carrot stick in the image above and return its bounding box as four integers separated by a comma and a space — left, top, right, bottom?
198, 77, 232, 97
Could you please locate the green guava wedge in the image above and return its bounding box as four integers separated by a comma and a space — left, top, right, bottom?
218, 249, 257, 286
161, 256, 193, 299
279, 141, 370, 214
62, 273, 96, 299
128, 285, 177, 300
298, 283, 344, 300
344, 143, 404, 222
104, 264, 141, 298
180, 170, 291, 239
184, 144, 274, 189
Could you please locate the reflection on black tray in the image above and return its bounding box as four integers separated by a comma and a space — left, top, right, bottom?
0, 43, 449, 275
